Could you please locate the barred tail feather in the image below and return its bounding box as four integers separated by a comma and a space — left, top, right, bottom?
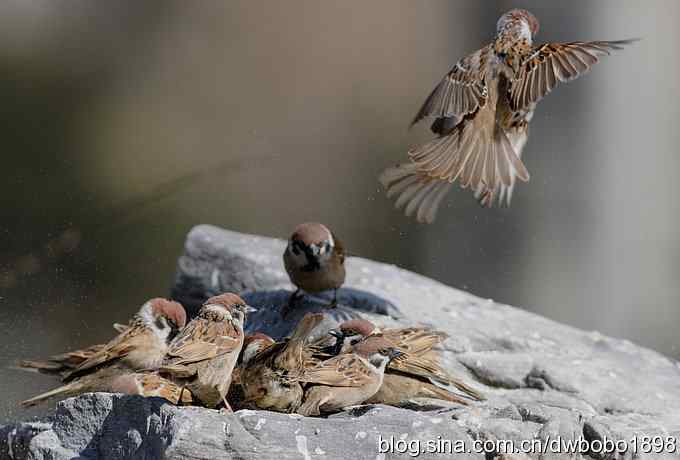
379, 163, 452, 224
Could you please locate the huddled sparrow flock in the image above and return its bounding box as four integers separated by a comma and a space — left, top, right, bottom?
19, 222, 483, 413
18, 10, 631, 415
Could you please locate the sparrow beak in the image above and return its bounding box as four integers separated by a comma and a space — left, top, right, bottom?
244, 305, 258, 314
387, 348, 404, 360
328, 329, 343, 338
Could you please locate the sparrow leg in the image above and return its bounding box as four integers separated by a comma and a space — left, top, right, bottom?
220, 395, 233, 413
281, 289, 302, 318
328, 289, 338, 309
177, 386, 187, 406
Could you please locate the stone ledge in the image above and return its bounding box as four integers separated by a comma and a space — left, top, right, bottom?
3, 225, 679, 460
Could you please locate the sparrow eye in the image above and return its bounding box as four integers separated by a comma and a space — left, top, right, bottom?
291, 241, 302, 256
155, 317, 168, 330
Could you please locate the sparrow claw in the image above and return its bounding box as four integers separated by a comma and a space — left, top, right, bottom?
220, 396, 233, 413
327, 289, 339, 309
281, 289, 302, 318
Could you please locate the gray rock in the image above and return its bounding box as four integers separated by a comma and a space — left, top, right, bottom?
2, 225, 680, 460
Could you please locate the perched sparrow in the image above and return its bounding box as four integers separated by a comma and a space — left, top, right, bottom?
239, 313, 324, 412
159, 293, 255, 409
19, 298, 186, 380
21, 366, 127, 407
283, 222, 345, 316
297, 336, 402, 416
62, 298, 187, 381
379, 9, 635, 222
109, 372, 194, 405
329, 319, 484, 404
327, 319, 448, 357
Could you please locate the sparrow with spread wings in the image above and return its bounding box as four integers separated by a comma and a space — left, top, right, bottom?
379, 9, 635, 223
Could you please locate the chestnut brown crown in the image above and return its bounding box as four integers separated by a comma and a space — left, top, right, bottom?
339, 319, 376, 338
497, 9, 539, 38
148, 298, 187, 329
290, 222, 334, 247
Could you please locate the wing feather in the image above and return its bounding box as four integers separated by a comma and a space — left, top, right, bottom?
511, 40, 636, 111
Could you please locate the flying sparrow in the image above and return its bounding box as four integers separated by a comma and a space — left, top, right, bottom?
239, 313, 324, 412
109, 372, 194, 405
296, 336, 402, 416
283, 222, 346, 316
61, 298, 187, 382
159, 293, 255, 410
379, 9, 635, 222
329, 319, 484, 403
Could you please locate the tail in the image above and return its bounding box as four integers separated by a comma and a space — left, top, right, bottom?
21, 382, 81, 407
435, 375, 485, 402
473, 125, 529, 207
16, 345, 104, 377
378, 163, 452, 224
421, 382, 472, 405
391, 355, 485, 402
15, 360, 66, 375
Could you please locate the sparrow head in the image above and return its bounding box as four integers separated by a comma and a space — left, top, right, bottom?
141, 298, 187, 343
241, 333, 275, 365
353, 336, 403, 369
328, 318, 377, 354
496, 9, 539, 43
202, 293, 257, 326
285, 222, 336, 271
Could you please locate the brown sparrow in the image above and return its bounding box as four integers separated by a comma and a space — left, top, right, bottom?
379, 9, 635, 222
61, 298, 187, 381
239, 313, 324, 412
18, 298, 185, 381
329, 319, 484, 404
159, 293, 255, 409
297, 336, 402, 416
283, 222, 346, 316
109, 372, 194, 405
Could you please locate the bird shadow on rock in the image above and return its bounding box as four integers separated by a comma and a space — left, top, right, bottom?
242, 288, 402, 341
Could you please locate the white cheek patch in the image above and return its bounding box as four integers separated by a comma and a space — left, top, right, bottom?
520, 21, 533, 43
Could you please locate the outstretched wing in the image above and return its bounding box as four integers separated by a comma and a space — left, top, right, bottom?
510, 40, 635, 111
411, 45, 492, 129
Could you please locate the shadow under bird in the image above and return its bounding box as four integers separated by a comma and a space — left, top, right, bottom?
379, 9, 636, 223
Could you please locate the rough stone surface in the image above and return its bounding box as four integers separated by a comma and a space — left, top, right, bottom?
3, 225, 680, 460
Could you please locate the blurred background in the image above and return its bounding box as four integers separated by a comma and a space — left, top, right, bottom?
1, 0, 678, 421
